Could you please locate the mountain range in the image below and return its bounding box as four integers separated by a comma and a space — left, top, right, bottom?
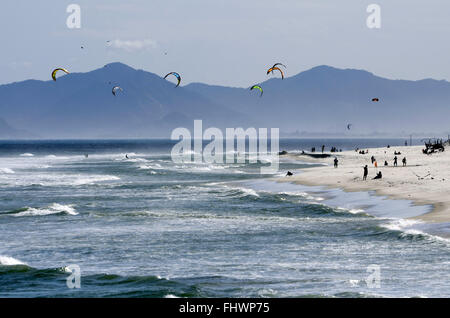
0, 62, 449, 139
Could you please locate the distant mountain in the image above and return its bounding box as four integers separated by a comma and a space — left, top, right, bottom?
0, 62, 248, 138
185, 65, 450, 136
0, 63, 450, 139
0, 117, 34, 139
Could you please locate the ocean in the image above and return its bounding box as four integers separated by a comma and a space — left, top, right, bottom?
0, 139, 449, 297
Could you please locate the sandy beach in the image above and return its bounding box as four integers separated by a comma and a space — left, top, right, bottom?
279, 145, 450, 223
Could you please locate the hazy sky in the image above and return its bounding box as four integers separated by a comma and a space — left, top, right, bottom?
0, 0, 449, 87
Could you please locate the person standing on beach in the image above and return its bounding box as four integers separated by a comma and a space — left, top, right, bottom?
394, 156, 398, 166
334, 157, 338, 168
363, 165, 368, 180
402, 157, 407, 167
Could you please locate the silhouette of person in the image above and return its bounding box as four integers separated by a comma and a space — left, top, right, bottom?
394, 156, 398, 167
363, 165, 368, 181
373, 171, 382, 179
402, 157, 407, 167
334, 157, 338, 168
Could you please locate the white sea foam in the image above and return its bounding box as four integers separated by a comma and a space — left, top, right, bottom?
0, 168, 15, 174
19, 153, 34, 157
126, 158, 149, 163
36, 165, 51, 169
348, 208, 365, 214
0, 255, 27, 266
45, 155, 70, 160
72, 175, 120, 185
382, 219, 450, 243
240, 187, 259, 197
1, 174, 120, 187
14, 203, 78, 217
139, 163, 163, 170
383, 219, 421, 232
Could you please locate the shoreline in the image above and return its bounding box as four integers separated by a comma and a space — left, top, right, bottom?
277, 145, 450, 224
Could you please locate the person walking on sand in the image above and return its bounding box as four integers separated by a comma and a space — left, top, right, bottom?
363, 165, 368, 181
402, 157, 407, 167
394, 156, 398, 167
371, 156, 375, 164
334, 157, 338, 168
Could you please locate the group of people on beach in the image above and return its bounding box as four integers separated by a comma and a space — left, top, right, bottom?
338, 146, 409, 181
362, 165, 382, 180
360, 149, 408, 180
287, 144, 410, 180
356, 148, 370, 154
311, 145, 342, 153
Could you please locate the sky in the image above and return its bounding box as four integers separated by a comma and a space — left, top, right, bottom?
0, 0, 449, 87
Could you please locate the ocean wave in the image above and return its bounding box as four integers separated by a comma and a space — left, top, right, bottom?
0, 265, 205, 297
0, 255, 27, 266
236, 187, 259, 197
126, 158, 149, 163
382, 219, 450, 243
45, 155, 70, 160
19, 153, 34, 157
72, 175, 120, 185
217, 185, 260, 198
335, 207, 366, 215
3, 174, 120, 187
139, 163, 163, 170
0, 168, 14, 174
12, 203, 78, 217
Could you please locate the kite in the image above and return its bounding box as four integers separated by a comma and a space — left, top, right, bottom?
51, 68, 70, 81
347, 124, 352, 130
269, 63, 286, 74
112, 86, 123, 96
266, 66, 284, 79
272, 63, 286, 69
164, 72, 181, 87
250, 85, 263, 97
372, 98, 379, 102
